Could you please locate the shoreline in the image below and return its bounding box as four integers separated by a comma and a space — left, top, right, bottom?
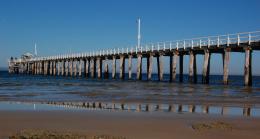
1, 110, 260, 139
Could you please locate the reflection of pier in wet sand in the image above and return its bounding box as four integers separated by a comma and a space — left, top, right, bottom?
44, 101, 258, 117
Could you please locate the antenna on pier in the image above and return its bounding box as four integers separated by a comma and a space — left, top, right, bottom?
137, 17, 141, 49
34, 43, 38, 56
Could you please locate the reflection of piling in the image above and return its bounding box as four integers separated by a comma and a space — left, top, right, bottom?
221, 106, 228, 115
168, 104, 175, 112
98, 102, 102, 108
145, 104, 150, 111
155, 104, 160, 111
189, 105, 196, 113
202, 105, 209, 114
136, 104, 141, 112
178, 104, 183, 112
121, 103, 125, 110
92, 102, 96, 108
243, 107, 251, 117
112, 103, 116, 110
127, 104, 131, 111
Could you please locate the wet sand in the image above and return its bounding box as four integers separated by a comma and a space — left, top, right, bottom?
0, 110, 260, 139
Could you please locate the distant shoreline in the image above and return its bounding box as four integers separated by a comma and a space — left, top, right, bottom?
0, 67, 7, 71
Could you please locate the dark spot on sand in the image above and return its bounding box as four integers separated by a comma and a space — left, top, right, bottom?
9, 129, 127, 139
192, 121, 232, 131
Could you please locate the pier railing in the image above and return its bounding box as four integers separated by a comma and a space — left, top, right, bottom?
10, 30, 260, 63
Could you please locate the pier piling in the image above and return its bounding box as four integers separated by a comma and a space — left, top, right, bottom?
128, 55, 132, 80
136, 53, 142, 80
119, 55, 125, 79
223, 48, 231, 85
157, 52, 164, 81
104, 57, 109, 79
112, 56, 116, 79
244, 47, 252, 86
202, 49, 210, 84
147, 52, 153, 80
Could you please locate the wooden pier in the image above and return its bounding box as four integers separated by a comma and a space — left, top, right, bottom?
8, 31, 260, 86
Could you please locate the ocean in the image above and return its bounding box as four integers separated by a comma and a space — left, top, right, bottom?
1, 70, 260, 117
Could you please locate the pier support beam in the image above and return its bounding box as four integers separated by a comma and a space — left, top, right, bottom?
47, 61, 50, 75
49, 61, 53, 76
58, 61, 61, 76
43, 62, 45, 75
189, 51, 197, 83
32, 63, 35, 75
35, 61, 39, 75
69, 60, 73, 77
35, 62, 38, 75
65, 61, 69, 76
223, 48, 231, 85
91, 58, 96, 78
179, 54, 184, 82
136, 53, 142, 80
147, 52, 153, 80
61, 60, 65, 76
119, 55, 125, 79
157, 52, 164, 81
97, 57, 102, 79
44, 61, 48, 75
37, 62, 39, 75
244, 47, 252, 86
57, 61, 60, 76
128, 55, 132, 80
34, 62, 37, 75
39, 62, 42, 75
112, 56, 116, 79
79, 59, 82, 77
84, 58, 89, 78
104, 57, 109, 79
53, 61, 56, 76
25, 63, 28, 74
73, 60, 78, 77
41, 62, 44, 75
202, 49, 211, 84
170, 51, 178, 82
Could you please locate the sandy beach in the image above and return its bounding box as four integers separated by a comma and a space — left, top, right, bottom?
0, 110, 260, 139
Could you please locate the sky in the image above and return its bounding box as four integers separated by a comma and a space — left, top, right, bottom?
0, 0, 260, 75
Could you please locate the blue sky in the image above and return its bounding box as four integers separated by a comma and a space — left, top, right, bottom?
1, 0, 260, 75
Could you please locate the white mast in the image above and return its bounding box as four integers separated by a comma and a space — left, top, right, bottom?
34, 43, 37, 56
137, 18, 141, 49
